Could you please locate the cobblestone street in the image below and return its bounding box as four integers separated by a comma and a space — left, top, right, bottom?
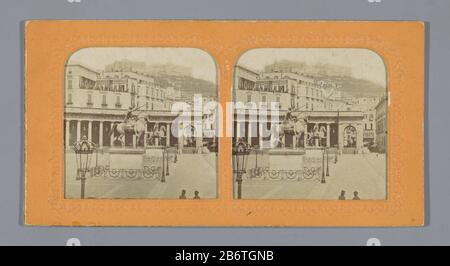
65, 151, 218, 199
237, 152, 386, 200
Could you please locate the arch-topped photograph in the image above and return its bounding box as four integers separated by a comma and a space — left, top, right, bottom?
64, 47, 218, 199
232, 48, 387, 200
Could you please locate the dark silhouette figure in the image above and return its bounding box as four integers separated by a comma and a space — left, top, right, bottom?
353, 191, 360, 200
179, 189, 187, 199
338, 190, 346, 200
193, 191, 201, 199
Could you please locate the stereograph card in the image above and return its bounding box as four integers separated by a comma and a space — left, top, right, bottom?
24, 21, 424, 226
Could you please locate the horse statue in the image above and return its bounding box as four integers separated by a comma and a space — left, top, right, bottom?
147, 123, 167, 146
110, 116, 148, 147
277, 111, 307, 148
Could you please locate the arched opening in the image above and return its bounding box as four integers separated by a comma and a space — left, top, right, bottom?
343, 125, 357, 148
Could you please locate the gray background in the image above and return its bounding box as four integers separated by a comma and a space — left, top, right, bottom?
0, 0, 447, 246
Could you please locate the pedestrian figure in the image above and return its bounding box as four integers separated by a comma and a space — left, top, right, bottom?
193, 191, 201, 199
338, 190, 346, 200
179, 189, 187, 199
353, 191, 360, 200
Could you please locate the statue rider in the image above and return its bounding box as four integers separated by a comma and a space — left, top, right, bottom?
285, 107, 294, 124
125, 106, 139, 123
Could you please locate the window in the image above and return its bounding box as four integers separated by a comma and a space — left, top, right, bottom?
246, 94, 252, 103
116, 95, 121, 107
276, 96, 280, 103
67, 93, 72, 104
68, 79, 73, 89
262, 95, 267, 102
102, 95, 107, 106
87, 94, 93, 106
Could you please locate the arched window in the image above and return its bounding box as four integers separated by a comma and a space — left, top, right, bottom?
343, 126, 357, 148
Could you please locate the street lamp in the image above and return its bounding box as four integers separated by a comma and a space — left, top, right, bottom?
326, 147, 330, 177
166, 148, 169, 176
161, 148, 166, 183
321, 147, 326, 184
73, 136, 96, 199
233, 140, 250, 199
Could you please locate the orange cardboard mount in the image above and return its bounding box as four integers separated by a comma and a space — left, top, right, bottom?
24, 21, 424, 227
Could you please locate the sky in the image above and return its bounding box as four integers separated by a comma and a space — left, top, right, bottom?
237, 48, 387, 87
67, 47, 217, 83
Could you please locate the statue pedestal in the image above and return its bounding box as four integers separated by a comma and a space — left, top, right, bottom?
267, 149, 305, 170
109, 148, 145, 169
142, 147, 164, 167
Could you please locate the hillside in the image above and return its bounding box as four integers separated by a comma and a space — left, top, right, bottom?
154, 74, 217, 99
317, 75, 386, 98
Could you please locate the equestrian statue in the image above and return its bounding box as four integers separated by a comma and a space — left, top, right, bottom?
110, 105, 148, 147
277, 107, 308, 148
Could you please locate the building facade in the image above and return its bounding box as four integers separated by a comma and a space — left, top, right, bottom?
375, 95, 388, 153
232, 110, 365, 153
233, 65, 366, 153
64, 64, 215, 151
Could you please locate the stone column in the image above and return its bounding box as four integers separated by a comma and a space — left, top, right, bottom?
247, 122, 252, 145
338, 123, 344, 150
65, 120, 70, 149
258, 122, 263, 149
76, 120, 81, 142
356, 123, 364, 153
235, 121, 240, 139
326, 123, 331, 148
110, 122, 114, 147
99, 121, 103, 148
166, 123, 171, 147
88, 121, 92, 142
303, 123, 308, 148
293, 135, 297, 149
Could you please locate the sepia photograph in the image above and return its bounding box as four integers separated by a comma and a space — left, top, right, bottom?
232, 48, 387, 200
64, 48, 218, 199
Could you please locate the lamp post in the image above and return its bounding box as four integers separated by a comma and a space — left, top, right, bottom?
326, 147, 330, 177
73, 136, 96, 199
321, 147, 326, 184
233, 140, 250, 199
166, 148, 169, 176
161, 148, 166, 183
